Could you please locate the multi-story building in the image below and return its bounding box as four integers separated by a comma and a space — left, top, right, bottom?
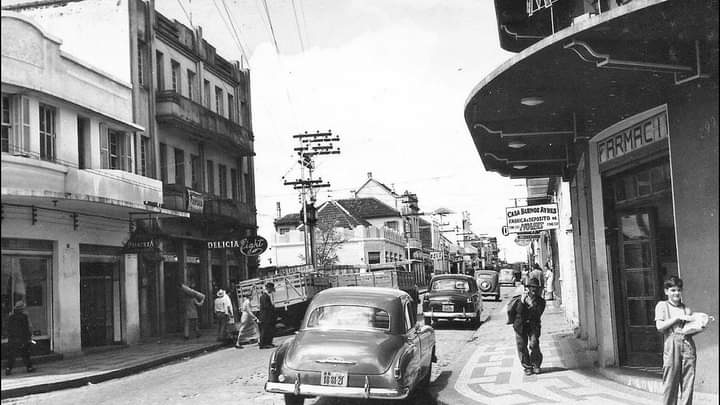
1, 12, 187, 356
5, 0, 257, 339
465, 0, 717, 393
272, 198, 407, 267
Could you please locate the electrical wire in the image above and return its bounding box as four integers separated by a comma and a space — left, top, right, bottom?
261, 0, 281, 54
212, 0, 250, 68
220, 0, 250, 66
176, 0, 193, 28
290, 0, 305, 52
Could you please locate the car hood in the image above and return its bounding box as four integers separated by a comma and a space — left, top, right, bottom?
285, 329, 404, 375
426, 291, 471, 301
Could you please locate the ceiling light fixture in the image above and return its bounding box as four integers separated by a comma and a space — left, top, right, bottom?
513, 164, 529, 170
507, 141, 527, 149
520, 96, 544, 106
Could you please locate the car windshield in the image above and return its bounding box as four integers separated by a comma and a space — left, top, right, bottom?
306, 305, 390, 331
431, 279, 470, 292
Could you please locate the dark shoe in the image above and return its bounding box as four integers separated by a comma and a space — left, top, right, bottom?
5, 369, 11, 376
524, 368, 533, 376
26, 367, 35, 373
533, 367, 541, 374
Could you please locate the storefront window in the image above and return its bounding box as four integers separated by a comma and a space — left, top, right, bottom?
2, 256, 50, 340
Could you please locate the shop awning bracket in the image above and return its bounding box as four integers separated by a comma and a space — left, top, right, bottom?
564, 39, 709, 85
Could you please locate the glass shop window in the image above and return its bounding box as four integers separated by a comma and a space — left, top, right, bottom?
2, 255, 51, 342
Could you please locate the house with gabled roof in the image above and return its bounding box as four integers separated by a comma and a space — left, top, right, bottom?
271, 197, 407, 267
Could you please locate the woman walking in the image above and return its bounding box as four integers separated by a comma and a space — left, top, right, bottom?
235, 291, 259, 348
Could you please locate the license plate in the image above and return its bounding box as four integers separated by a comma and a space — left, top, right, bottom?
442, 304, 454, 312
320, 371, 348, 387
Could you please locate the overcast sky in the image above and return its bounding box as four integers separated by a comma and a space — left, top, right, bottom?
154, 0, 529, 263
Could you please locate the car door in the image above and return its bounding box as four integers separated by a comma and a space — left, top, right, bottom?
402, 298, 422, 387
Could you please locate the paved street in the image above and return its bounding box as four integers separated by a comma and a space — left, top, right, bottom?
7, 285, 716, 405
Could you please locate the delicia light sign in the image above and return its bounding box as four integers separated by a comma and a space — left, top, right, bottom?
207, 235, 268, 256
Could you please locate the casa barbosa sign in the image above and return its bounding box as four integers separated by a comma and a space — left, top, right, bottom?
505, 204, 559, 234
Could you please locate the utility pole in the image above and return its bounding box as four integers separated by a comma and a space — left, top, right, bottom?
283, 131, 340, 267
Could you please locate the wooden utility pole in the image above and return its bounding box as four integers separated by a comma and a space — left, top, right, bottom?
283, 131, 340, 266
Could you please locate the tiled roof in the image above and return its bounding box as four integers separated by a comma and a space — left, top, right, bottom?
317, 201, 371, 229
335, 198, 400, 219
274, 213, 302, 226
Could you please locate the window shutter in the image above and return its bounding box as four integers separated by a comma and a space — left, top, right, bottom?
122, 132, 133, 172
100, 123, 109, 169
12, 96, 31, 154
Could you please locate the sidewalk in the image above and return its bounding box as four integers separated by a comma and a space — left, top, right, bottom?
456, 298, 719, 404
1, 330, 227, 400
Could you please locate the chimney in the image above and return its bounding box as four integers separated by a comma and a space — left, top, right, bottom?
367, 172, 372, 179
276, 202, 281, 219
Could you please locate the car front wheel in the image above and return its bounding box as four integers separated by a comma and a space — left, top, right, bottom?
284, 394, 305, 405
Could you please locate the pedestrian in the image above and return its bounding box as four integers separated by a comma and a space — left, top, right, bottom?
214, 289, 234, 342
5, 301, 36, 375
181, 282, 204, 339
235, 291, 259, 348
655, 276, 698, 405
509, 277, 546, 375
258, 282, 277, 349
543, 263, 555, 300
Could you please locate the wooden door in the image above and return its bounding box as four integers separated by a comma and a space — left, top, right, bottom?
617, 210, 662, 365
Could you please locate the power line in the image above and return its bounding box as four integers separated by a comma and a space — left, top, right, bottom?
212, 0, 250, 67
220, 0, 250, 65
261, 0, 280, 53
176, 0, 193, 27
290, 0, 305, 52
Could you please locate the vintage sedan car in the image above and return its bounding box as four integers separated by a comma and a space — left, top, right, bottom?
498, 268, 516, 287
422, 274, 483, 327
476, 269, 501, 301
265, 287, 436, 405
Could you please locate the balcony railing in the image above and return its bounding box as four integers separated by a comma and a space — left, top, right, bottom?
155, 90, 253, 155
162, 183, 256, 227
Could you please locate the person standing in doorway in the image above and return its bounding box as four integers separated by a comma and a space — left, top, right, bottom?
5, 301, 35, 375
543, 262, 555, 301
510, 278, 546, 375
214, 289, 234, 342
258, 282, 277, 349
655, 276, 696, 405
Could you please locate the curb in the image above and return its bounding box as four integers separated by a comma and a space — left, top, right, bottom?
0, 343, 227, 400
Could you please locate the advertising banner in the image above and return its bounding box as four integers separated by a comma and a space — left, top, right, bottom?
187, 190, 204, 213
505, 203, 559, 234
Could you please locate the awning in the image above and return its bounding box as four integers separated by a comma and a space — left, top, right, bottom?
464, 0, 717, 179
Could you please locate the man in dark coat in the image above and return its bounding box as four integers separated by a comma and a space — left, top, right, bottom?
5, 301, 35, 375
258, 282, 277, 349
510, 277, 546, 375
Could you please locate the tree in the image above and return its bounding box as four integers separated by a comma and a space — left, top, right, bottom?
298, 222, 346, 266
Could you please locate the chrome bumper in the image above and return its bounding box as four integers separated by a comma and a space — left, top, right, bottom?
423, 311, 477, 318
265, 382, 409, 399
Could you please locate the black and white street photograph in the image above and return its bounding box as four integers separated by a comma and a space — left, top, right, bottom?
1, 0, 717, 404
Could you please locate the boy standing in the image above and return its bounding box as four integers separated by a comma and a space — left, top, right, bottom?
655, 276, 696, 405
509, 277, 546, 375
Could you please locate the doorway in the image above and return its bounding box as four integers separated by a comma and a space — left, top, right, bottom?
80, 262, 114, 347
603, 158, 676, 367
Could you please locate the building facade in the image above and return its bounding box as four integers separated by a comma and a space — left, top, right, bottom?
465, 0, 717, 392
1, 12, 187, 356
4, 0, 257, 339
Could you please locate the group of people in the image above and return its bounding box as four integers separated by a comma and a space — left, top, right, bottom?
509, 265, 707, 405
180, 281, 278, 349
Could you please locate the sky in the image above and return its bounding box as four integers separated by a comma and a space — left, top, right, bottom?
154, 0, 529, 264
3, 0, 529, 263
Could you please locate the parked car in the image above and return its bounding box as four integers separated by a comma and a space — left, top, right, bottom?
476, 270, 501, 301
422, 274, 483, 327
498, 268, 516, 286
265, 287, 436, 405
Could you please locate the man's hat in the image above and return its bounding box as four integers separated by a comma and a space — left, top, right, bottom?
216, 289, 226, 298
526, 278, 541, 289
14, 300, 26, 310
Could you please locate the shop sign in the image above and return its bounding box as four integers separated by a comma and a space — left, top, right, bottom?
516, 232, 541, 240
239, 236, 268, 256
187, 190, 204, 213
505, 203, 559, 234
598, 111, 668, 164
207, 235, 268, 257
